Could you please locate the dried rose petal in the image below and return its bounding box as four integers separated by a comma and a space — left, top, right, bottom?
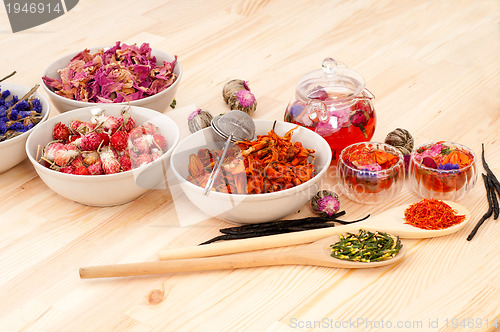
42, 42, 178, 103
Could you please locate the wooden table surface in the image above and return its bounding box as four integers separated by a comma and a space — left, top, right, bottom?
1, 0, 499, 331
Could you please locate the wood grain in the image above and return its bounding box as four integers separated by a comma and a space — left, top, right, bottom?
0, 0, 499, 331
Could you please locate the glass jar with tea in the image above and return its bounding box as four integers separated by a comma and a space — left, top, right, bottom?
284, 58, 376, 161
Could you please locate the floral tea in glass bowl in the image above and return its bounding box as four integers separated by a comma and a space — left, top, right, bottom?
409, 141, 477, 201
337, 142, 405, 204
284, 58, 376, 162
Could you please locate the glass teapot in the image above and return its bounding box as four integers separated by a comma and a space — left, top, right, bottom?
284, 58, 376, 161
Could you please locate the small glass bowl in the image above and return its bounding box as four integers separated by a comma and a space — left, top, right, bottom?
409, 141, 477, 201
337, 142, 405, 204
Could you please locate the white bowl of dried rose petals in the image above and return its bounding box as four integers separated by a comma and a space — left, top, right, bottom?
25, 104, 179, 206
41, 42, 181, 113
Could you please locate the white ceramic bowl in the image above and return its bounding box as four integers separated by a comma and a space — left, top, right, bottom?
0, 83, 50, 173
170, 120, 332, 224
42, 47, 181, 113
25, 105, 179, 206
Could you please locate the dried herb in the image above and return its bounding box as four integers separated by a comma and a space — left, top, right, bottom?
412, 141, 473, 170
0, 84, 43, 142
330, 229, 402, 262
6, 84, 40, 113
188, 127, 316, 194
199, 212, 370, 245
42, 42, 178, 103
170, 99, 176, 109
404, 198, 466, 230
467, 144, 499, 240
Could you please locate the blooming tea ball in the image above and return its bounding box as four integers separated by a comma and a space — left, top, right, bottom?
311, 190, 340, 217
188, 109, 213, 133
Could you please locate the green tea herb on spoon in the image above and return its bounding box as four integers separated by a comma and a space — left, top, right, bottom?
330, 229, 402, 262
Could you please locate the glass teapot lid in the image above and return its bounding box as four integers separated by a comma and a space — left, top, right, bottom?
296, 58, 366, 101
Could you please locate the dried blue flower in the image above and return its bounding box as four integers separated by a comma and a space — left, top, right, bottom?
32, 99, 42, 113
10, 109, 18, 120
0, 85, 43, 142
437, 163, 460, 170
9, 122, 23, 130
14, 100, 29, 111
0, 121, 6, 134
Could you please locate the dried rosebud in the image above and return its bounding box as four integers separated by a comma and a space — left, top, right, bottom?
404, 154, 411, 171
349, 110, 370, 138
311, 190, 340, 217
188, 109, 213, 133
350, 110, 369, 127
422, 157, 438, 168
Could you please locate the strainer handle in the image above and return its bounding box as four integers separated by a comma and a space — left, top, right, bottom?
204, 133, 233, 195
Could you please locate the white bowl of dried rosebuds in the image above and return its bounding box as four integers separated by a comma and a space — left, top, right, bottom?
25, 104, 179, 206
41, 42, 181, 113
0, 83, 50, 173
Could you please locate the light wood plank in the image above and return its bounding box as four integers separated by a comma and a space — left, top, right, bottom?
0, 0, 499, 331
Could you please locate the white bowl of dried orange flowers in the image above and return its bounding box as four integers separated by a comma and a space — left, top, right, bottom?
170, 120, 332, 223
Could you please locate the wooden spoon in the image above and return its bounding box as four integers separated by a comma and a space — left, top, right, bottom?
79, 233, 406, 279
158, 201, 470, 260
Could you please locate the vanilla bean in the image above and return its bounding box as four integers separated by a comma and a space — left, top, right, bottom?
200, 213, 370, 244
467, 174, 494, 241
286, 223, 336, 231
480, 143, 499, 219
481, 143, 500, 195
219, 211, 347, 234
489, 177, 499, 220
220, 219, 337, 235
0, 71, 16, 82
333, 214, 370, 224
